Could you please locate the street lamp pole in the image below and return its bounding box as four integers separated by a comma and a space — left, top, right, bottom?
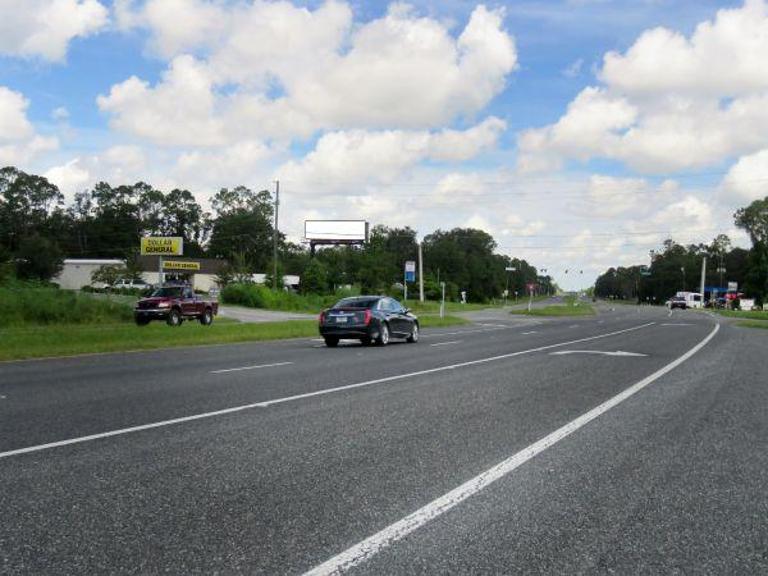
681, 266, 686, 292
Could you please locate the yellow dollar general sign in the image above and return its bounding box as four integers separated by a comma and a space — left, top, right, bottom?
163, 260, 201, 271
140, 237, 184, 256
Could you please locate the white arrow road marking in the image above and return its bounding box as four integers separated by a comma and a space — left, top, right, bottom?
550, 350, 647, 357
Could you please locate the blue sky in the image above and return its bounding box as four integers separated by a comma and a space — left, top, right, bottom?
1, 0, 765, 289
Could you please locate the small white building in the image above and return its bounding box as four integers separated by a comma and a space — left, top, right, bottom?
54, 256, 232, 293
54, 259, 124, 290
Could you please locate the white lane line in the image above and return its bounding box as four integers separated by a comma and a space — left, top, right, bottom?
303, 321, 720, 576
550, 350, 647, 357
430, 341, 462, 347
422, 327, 509, 338
661, 323, 692, 327
210, 361, 293, 374
0, 322, 655, 460
255, 322, 654, 408
521, 331, 537, 335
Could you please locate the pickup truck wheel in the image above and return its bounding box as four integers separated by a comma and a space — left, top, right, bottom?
166, 308, 182, 327
199, 308, 213, 326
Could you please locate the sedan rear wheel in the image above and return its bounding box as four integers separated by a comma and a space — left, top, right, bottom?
324, 337, 339, 348
377, 322, 390, 346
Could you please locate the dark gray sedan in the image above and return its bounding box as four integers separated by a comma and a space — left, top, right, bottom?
319, 295, 419, 347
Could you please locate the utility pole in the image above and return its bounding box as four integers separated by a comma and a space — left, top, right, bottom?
273, 180, 279, 291
700, 255, 707, 300
418, 242, 424, 303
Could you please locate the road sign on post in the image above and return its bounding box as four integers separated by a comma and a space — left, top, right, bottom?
728, 281, 738, 292
405, 261, 416, 282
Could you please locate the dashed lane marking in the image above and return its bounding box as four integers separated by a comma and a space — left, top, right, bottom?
303, 321, 720, 576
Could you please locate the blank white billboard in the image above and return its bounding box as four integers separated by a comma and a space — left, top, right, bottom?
305, 220, 368, 242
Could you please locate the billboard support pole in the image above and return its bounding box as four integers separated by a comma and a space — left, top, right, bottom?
159, 256, 164, 285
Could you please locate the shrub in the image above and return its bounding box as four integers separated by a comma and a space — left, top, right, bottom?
221, 283, 357, 312
0, 286, 133, 327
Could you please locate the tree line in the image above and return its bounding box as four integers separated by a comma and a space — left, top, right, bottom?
594, 197, 768, 304
0, 166, 554, 302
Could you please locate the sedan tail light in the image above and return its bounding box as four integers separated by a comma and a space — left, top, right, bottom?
319, 311, 326, 324
364, 309, 371, 325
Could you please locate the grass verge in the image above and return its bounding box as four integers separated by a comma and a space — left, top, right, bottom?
509, 304, 596, 317
715, 309, 768, 321
735, 320, 768, 330
0, 315, 468, 361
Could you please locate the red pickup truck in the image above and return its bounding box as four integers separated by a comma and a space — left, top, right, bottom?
134, 285, 218, 326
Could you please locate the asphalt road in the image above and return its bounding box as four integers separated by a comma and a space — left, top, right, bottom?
1, 306, 766, 574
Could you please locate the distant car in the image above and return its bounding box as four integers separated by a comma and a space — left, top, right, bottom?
112, 278, 150, 290
134, 284, 218, 326
319, 295, 419, 347
667, 296, 687, 310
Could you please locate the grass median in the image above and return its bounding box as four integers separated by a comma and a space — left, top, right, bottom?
509, 296, 596, 317
0, 314, 468, 361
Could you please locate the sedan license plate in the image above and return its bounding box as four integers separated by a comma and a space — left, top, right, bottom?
335, 316, 348, 324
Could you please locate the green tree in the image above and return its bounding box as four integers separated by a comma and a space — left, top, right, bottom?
208, 186, 276, 272
300, 259, 329, 294
735, 197, 768, 301
15, 235, 64, 282
91, 264, 127, 287
0, 166, 64, 252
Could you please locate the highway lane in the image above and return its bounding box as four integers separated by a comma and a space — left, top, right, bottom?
2, 307, 756, 574
0, 307, 649, 452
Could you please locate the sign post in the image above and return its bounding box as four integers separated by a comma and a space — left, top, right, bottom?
440, 281, 446, 319
526, 282, 536, 312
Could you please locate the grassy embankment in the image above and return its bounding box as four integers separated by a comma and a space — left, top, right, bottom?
509, 295, 596, 317
0, 286, 467, 361
714, 308, 768, 329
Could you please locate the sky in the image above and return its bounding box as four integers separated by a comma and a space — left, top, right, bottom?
2, 0, 767, 290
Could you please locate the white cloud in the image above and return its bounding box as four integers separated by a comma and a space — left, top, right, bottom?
51, 107, 70, 121
601, 0, 768, 97
518, 0, 768, 174
97, 55, 224, 146
100, 3, 517, 145
44, 158, 90, 197
277, 120, 505, 195
562, 58, 584, 78
0, 0, 108, 62
0, 86, 58, 166
721, 148, 768, 204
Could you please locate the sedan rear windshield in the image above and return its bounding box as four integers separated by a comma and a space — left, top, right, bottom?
150, 287, 184, 298
332, 298, 379, 309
